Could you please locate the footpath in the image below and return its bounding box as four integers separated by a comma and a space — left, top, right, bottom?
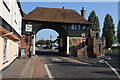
2, 56, 49, 80
2, 58, 33, 79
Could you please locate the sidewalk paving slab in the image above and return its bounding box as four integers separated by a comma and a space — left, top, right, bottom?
2, 58, 32, 79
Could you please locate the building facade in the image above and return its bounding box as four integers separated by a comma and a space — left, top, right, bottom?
0, 0, 22, 70
20, 7, 92, 57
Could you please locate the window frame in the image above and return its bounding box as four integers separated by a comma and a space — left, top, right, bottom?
3, 0, 10, 12
3, 37, 9, 64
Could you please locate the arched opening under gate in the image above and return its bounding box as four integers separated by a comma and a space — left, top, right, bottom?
35, 29, 59, 56
33, 23, 68, 56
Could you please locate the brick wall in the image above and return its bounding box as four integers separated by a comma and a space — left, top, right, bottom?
19, 35, 31, 57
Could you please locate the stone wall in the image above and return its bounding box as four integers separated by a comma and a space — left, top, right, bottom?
69, 37, 87, 57
77, 46, 87, 57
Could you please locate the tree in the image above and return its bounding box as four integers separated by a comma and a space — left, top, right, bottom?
117, 20, 120, 44
35, 39, 45, 46
45, 40, 52, 46
102, 14, 115, 48
88, 10, 100, 31
113, 36, 118, 44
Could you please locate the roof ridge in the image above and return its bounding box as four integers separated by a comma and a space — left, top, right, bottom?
36, 7, 75, 11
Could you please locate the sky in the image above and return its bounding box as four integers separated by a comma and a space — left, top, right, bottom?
20, 2, 118, 41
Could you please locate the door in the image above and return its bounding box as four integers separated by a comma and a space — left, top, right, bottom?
21, 48, 26, 58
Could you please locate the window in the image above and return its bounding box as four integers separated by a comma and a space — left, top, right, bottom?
71, 25, 74, 30
71, 24, 82, 31
3, 37, 8, 63
14, 3, 17, 24
78, 25, 81, 30
3, 0, 10, 12
82, 25, 86, 30
74, 25, 77, 30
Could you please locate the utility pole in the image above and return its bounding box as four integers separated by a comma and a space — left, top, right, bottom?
50, 36, 52, 49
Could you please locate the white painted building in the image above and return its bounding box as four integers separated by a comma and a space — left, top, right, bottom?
0, 0, 22, 70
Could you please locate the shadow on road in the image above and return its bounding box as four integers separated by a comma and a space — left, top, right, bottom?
35, 49, 60, 57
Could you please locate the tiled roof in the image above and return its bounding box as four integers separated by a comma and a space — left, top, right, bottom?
24, 7, 90, 24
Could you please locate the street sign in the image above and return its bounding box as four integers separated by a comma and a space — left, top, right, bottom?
82, 38, 86, 41
81, 33, 86, 37
25, 24, 32, 32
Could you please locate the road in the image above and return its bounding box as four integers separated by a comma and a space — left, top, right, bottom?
34, 47, 119, 80
100, 53, 120, 74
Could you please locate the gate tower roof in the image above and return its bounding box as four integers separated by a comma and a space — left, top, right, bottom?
23, 7, 90, 24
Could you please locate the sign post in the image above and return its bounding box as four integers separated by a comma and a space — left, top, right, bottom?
81, 33, 86, 46
81, 33, 88, 58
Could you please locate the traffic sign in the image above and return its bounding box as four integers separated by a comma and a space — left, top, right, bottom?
82, 38, 86, 41
81, 33, 86, 37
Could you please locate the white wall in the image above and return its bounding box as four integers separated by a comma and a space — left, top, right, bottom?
0, 37, 18, 70
0, 0, 22, 70
0, 0, 22, 36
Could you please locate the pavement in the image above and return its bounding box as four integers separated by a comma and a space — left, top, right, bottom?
70, 57, 104, 64
2, 56, 50, 79
2, 57, 33, 79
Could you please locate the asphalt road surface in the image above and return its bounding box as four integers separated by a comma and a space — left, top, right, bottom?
100, 53, 120, 73
35, 47, 119, 80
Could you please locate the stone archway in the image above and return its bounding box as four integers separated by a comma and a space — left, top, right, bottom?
22, 20, 69, 56
34, 23, 68, 56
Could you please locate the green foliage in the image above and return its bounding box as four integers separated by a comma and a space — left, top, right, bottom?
117, 20, 120, 44
113, 36, 118, 44
102, 14, 115, 48
45, 40, 52, 45
88, 10, 100, 31
35, 40, 45, 46
36, 39, 53, 46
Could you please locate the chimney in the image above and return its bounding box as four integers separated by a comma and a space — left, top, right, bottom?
81, 7, 86, 19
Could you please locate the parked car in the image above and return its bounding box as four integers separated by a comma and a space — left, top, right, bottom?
36, 45, 41, 47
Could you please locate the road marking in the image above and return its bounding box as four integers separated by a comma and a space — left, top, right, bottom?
105, 61, 120, 79
30, 58, 35, 80
21, 58, 32, 78
44, 64, 53, 80
52, 58, 61, 61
